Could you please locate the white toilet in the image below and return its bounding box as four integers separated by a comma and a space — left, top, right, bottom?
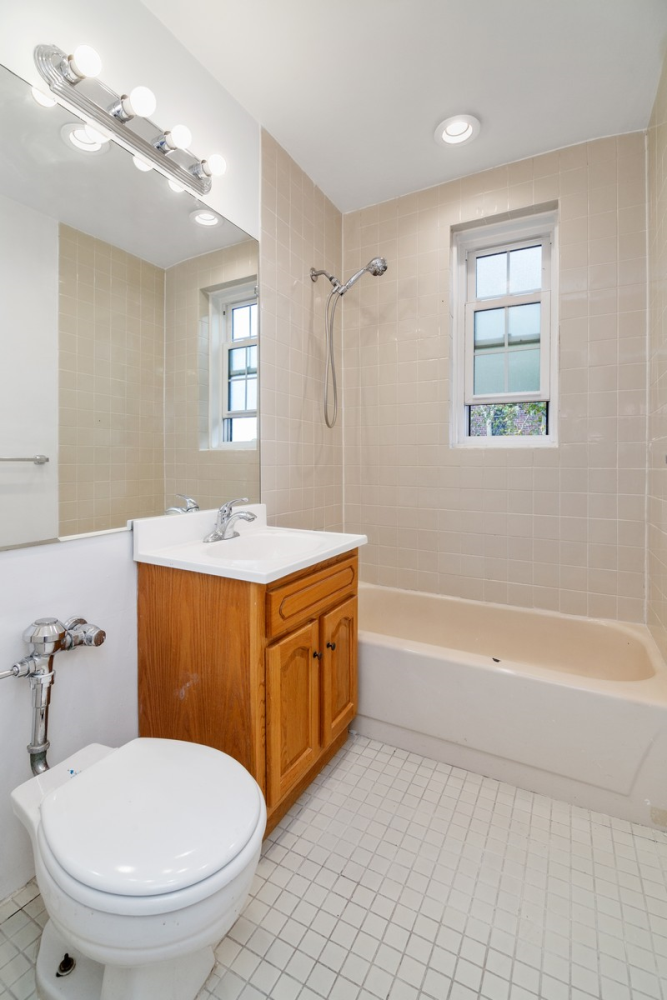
11, 737, 267, 1000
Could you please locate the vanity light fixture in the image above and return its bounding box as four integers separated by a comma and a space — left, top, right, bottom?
109, 85, 157, 122
434, 114, 481, 146
34, 42, 227, 199
168, 179, 185, 193
60, 44, 102, 83
193, 154, 227, 179
190, 208, 222, 227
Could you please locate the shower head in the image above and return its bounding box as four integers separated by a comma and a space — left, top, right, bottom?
339, 257, 388, 294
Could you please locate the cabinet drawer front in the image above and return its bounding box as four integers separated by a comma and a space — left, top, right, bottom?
266, 554, 358, 638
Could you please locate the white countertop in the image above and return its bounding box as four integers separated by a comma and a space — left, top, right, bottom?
132, 505, 366, 584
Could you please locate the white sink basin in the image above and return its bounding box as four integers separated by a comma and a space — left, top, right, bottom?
202, 529, 334, 564
133, 505, 367, 584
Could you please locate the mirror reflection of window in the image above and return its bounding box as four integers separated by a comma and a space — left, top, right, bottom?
206, 279, 259, 449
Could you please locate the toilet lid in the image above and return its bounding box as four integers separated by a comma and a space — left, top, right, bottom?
39, 738, 263, 896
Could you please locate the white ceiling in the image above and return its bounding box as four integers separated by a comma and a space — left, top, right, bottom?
0, 64, 253, 268
142, 0, 667, 213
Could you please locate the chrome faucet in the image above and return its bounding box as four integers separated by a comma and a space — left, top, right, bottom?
203, 498, 257, 543
165, 494, 200, 514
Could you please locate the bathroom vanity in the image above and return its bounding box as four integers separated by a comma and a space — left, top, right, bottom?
135, 508, 364, 833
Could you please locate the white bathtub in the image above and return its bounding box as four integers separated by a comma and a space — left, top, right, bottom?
356, 584, 667, 827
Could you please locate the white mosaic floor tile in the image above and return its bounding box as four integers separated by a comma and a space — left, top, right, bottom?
3, 734, 667, 999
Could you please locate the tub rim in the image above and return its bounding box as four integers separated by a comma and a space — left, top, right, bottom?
358, 581, 667, 704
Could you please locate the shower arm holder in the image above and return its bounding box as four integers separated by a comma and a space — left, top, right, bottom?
1, 617, 106, 775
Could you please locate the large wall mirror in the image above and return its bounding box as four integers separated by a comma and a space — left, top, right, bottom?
0, 62, 259, 551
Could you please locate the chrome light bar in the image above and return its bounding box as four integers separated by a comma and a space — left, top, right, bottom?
34, 43, 213, 198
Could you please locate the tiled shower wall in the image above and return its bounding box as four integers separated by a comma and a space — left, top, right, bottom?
260, 131, 344, 530
342, 136, 647, 622
164, 243, 260, 511
59, 225, 165, 536
648, 56, 667, 658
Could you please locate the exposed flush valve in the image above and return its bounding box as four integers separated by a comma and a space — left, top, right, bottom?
1, 616, 106, 775
63, 617, 106, 648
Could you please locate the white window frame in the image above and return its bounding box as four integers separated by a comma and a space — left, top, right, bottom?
451, 210, 559, 448
207, 278, 258, 450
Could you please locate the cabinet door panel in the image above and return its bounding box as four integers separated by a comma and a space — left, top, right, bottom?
266, 620, 320, 808
321, 596, 357, 748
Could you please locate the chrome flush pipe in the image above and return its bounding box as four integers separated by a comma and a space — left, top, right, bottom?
1, 617, 106, 775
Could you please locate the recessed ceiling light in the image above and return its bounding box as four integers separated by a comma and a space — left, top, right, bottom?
60, 123, 108, 154
434, 114, 481, 146
190, 208, 222, 227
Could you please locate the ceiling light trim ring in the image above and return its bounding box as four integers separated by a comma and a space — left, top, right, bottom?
34, 43, 213, 198
434, 114, 481, 147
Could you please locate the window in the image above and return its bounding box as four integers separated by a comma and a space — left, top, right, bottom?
207, 279, 258, 448
452, 211, 558, 446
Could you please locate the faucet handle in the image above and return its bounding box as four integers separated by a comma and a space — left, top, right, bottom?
219, 497, 249, 516
176, 494, 199, 512
63, 617, 106, 649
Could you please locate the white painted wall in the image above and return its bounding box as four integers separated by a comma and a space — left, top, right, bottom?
0, 0, 260, 238
0, 531, 138, 900
0, 194, 58, 548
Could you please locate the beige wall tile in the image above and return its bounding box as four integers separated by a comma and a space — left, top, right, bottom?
342, 132, 647, 624
58, 225, 165, 535
648, 53, 667, 655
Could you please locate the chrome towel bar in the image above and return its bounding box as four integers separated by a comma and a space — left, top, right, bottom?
0, 455, 49, 465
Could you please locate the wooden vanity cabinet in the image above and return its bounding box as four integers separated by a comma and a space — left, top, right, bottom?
138, 550, 358, 834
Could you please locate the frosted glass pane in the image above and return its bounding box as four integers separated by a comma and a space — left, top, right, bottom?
247, 375, 257, 409
474, 308, 505, 347
232, 305, 251, 340
250, 303, 258, 338
229, 347, 246, 375
508, 303, 540, 344
229, 378, 246, 410
508, 348, 540, 392
476, 252, 506, 299
474, 352, 505, 395
509, 245, 541, 294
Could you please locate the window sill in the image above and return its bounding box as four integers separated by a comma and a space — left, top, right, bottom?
204, 442, 258, 453
453, 435, 558, 449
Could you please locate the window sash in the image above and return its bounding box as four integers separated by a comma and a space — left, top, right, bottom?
464, 291, 551, 405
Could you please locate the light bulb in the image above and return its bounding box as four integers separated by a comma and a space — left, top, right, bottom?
190, 209, 220, 227
203, 154, 227, 177
121, 86, 157, 119
167, 124, 192, 150
32, 87, 56, 108
168, 179, 185, 193
69, 44, 102, 79
133, 156, 153, 172
444, 120, 470, 139
434, 114, 481, 147
68, 127, 102, 152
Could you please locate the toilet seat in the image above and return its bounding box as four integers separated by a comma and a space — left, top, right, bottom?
37, 738, 263, 912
